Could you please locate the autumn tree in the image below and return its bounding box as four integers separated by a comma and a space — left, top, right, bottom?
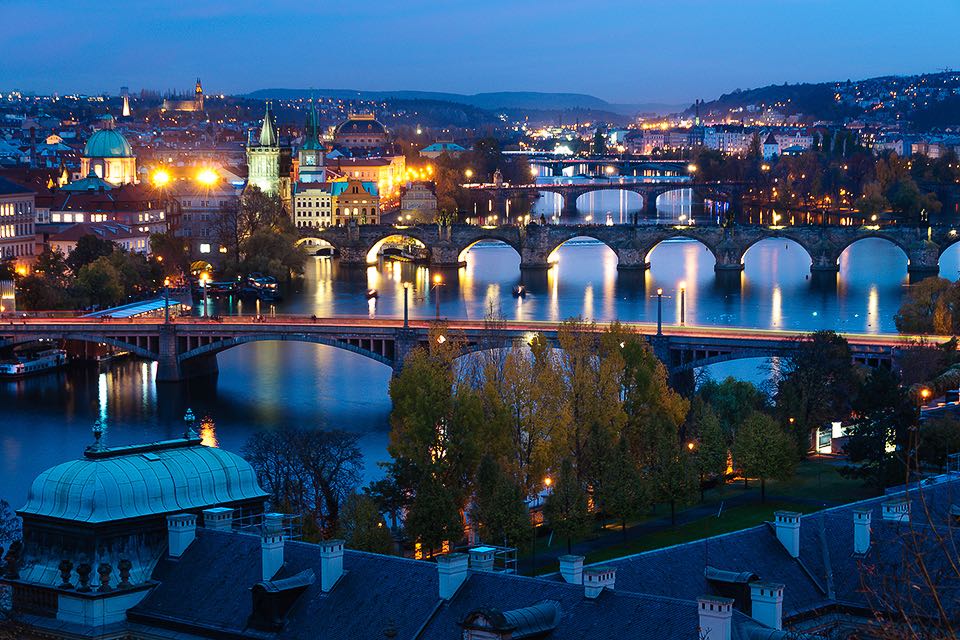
687, 399, 729, 500
597, 438, 648, 537
732, 411, 796, 502
471, 455, 531, 549
543, 458, 590, 554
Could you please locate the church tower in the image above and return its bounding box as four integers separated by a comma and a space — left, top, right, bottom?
195, 78, 204, 111
246, 103, 292, 208
298, 100, 325, 183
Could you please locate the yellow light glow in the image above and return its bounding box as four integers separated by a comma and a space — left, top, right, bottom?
196, 168, 218, 185
687, 164, 698, 173
151, 169, 171, 187
544, 477, 552, 487
432, 274, 443, 284
464, 169, 474, 179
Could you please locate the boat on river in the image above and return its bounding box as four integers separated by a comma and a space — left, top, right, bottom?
0, 348, 68, 378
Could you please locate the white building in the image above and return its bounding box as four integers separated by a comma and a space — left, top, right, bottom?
292, 182, 333, 229
0, 176, 36, 267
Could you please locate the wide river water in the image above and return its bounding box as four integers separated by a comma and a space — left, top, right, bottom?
5, 190, 960, 504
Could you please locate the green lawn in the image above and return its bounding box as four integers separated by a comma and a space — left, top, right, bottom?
528, 458, 880, 573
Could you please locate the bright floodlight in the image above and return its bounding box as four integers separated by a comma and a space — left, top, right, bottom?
152, 169, 171, 187
196, 168, 218, 185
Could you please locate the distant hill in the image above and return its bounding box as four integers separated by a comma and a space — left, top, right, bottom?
246, 88, 682, 116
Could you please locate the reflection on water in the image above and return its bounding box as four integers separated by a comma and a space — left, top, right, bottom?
0, 234, 939, 504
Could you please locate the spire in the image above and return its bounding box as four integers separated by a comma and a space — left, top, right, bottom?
195, 77, 203, 95
259, 101, 278, 147
122, 94, 131, 118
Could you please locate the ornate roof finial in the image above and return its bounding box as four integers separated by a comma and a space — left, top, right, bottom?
88, 420, 107, 452
183, 408, 198, 439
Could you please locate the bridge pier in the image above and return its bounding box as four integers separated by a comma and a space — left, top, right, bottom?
560, 196, 578, 219
644, 194, 658, 217
338, 246, 370, 267
616, 247, 649, 271
429, 244, 466, 269
156, 325, 220, 383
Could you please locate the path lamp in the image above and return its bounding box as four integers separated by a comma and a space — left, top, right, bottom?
163, 277, 171, 323
656, 288, 663, 335
199, 272, 210, 318
403, 282, 411, 328
431, 273, 444, 321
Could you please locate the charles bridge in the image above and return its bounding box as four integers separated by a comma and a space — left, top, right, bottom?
0, 317, 922, 383
300, 221, 957, 276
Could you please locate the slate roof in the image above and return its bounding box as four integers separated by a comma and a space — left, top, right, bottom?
590, 476, 960, 626
131, 528, 775, 640
0, 175, 34, 196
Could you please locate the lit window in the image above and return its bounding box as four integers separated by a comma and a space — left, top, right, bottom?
199, 243, 211, 254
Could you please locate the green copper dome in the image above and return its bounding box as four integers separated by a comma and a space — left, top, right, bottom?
83, 129, 134, 158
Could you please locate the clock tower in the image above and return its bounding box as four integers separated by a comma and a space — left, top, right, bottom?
298, 100, 325, 183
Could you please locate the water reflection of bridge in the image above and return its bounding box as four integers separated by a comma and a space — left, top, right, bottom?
298, 223, 953, 276
0, 317, 918, 383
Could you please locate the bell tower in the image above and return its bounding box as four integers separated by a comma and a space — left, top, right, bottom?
298, 100, 325, 183
195, 77, 204, 112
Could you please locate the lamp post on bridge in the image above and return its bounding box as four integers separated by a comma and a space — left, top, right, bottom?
680, 283, 686, 326
431, 273, 444, 321
403, 282, 410, 328
656, 288, 663, 336
163, 278, 170, 324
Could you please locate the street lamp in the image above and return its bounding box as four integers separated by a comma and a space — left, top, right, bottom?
163, 277, 171, 323
432, 273, 444, 321
656, 287, 663, 335
403, 282, 411, 328
687, 163, 698, 175
679, 282, 686, 326
464, 169, 474, 180
199, 272, 210, 318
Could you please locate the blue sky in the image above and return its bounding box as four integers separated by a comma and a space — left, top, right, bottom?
2, 0, 957, 103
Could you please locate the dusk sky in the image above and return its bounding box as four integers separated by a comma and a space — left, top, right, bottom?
3, 0, 958, 104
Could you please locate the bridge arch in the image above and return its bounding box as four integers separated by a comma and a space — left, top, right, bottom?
547, 233, 624, 266
641, 233, 719, 266
365, 233, 430, 264
0, 334, 158, 361
295, 236, 337, 256
835, 235, 910, 273
178, 334, 395, 369
573, 189, 644, 216
739, 235, 814, 271
457, 237, 522, 264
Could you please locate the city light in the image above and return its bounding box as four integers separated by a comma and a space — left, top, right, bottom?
196, 168, 218, 185
464, 169, 474, 179
151, 169, 171, 187
687, 163, 698, 173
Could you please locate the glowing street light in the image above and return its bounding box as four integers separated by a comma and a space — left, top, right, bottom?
464, 169, 474, 180
196, 168, 218, 185
402, 282, 411, 328
544, 476, 552, 488
151, 169, 171, 187
679, 282, 686, 326
687, 163, 698, 174
432, 273, 444, 320
656, 287, 663, 336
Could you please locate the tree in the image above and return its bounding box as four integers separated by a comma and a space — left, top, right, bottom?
471, 456, 531, 549
150, 231, 190, 276
597, 438, 647, 537
687, 399, 729, 501
66, 234, 115, 273
592, 128, 607, 155
732, 411, 797, 502
74, 257, 124, 308
16, 248, 73, 310
775, 331, 859, 455
895, 277, 960, 335
339, 493, 394, 554
843, 368, 916, 488
405, 473, 463, 556
855, 181, 890, 219
651, 427, 699, 525
0, 499, 20, 548
919, 417, 960, 472
242, 427, 363, 537
543, 458, 589, 553
697, 376, 768, 441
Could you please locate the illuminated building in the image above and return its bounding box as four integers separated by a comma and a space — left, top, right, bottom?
298, 101, 326, 183
331, 179, 379, 225
293, 182, 333, 229
399, 181, 438, 223
329, 155, 405, 195
168, 177, 240, 257
161, 77, 205, 112
49, 221, 151, 255
420, 141, 466, 159
0, 176, 36, 267
246, 102, 292, 208
333, 113, 388, 154
80, 116, 138, 186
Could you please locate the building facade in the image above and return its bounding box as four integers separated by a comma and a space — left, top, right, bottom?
168, 180, 239, 257
298, 102, 326, 184
399, 181, 438, 223
0, 176, 36, 266
292, 182, 333, 229
161, 78, 205, 112
333, 113, 388, 154
331, 179, 379, 225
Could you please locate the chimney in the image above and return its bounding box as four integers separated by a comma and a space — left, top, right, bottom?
853, 507, 872, 554
583, 566, 615, 599
261, 513, 284, 581
166, 513, 197, 557
559, 555, 584, 585
468, 546, 495, 572
749, 582, 784, 630
698, 596, 734, 640
774, 511, 801, 558
319, 539, 344, 592
882, 499, 909, 523
203, 507, 234, 531
437, 553, 469, 600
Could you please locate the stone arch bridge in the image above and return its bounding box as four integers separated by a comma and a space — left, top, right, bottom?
466, 179, 746, 217
300, 223, 957, 275
0, 318, 918, 383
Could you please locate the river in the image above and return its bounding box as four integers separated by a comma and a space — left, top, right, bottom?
5, 190, 960, 504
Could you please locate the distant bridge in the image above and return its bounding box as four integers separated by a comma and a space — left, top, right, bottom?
462, 178, 744, 217
0, 317, 924, 382
299, 222, 955, 275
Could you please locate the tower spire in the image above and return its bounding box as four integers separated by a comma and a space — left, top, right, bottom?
259, 101, 278, 147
